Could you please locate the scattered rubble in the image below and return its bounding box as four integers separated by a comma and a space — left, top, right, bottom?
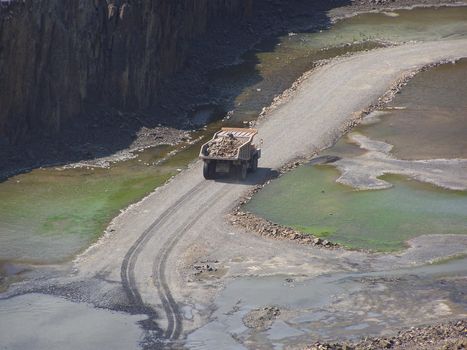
190, 259, 227, 281
305, 319, 467, 350
229, 210, 338, 248
243, 306, 281, 331
193, 261, 218, 276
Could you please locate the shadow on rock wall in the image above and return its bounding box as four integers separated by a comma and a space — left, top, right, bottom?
0, 0, 351, 181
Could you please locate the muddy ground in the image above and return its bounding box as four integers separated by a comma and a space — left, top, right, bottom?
1, 0, 464, 181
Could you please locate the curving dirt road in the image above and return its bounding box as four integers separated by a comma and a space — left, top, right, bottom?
74, 39, 467, 345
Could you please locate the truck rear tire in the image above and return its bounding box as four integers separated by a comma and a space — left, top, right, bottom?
249, 155, 258, 173
237, 163, 247, 181
203, 161, 216, 179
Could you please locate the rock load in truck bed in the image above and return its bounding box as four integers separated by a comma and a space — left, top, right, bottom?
206, 135, 244, 158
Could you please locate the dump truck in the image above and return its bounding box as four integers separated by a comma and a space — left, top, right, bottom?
199, 127, 261, 180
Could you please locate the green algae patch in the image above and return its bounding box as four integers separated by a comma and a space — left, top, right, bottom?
0, 119, 214, 265
293, 225, 336, 238
245, 166, 467, 252
0, 146, 183, 264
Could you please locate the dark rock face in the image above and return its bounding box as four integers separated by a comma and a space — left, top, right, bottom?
0, 0, 252, 144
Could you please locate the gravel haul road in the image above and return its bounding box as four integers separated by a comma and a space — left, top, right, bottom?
74, 39, 467, 344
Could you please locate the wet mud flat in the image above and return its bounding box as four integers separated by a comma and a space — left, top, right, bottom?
187, 258, 467, 349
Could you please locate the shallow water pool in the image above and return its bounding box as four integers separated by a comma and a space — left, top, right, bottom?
246, 166, 467, 251
0, 293, 145, 350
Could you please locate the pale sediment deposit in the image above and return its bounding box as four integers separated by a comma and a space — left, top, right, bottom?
332, 133, 467, 191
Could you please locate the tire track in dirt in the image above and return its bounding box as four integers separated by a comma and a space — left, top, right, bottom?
120, 181, 206, 334
152, 185, 230, 340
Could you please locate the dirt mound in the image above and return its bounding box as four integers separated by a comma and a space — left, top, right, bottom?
243, 306, 281, 331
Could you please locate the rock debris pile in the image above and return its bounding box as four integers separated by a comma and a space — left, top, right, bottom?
193, 262, 218, 276
206, 135, 243, 158
306, 320, 466, 350
229, 210, 337, 248
243, 306, 281, 331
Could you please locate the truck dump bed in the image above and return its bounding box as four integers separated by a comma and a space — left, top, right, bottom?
199, 128, 258, 161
